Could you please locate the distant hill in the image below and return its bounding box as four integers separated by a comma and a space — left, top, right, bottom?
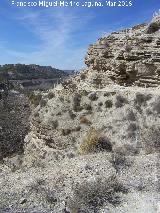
63, 70, 76, 74
0, 64, 69, 81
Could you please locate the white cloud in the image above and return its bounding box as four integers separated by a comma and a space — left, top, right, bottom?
1, 8, 95, 69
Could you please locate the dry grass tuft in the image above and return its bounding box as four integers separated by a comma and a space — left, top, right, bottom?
78, 128, 112, 155
78, 128, 100, 154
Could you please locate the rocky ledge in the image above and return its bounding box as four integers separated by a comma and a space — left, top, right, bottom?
79, 15, 160, 89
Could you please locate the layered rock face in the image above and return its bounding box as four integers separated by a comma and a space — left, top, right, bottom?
84, 16, 160, 88
0, 16, 160, 212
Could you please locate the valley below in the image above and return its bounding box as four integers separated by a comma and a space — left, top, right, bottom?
10, 77, 69, 91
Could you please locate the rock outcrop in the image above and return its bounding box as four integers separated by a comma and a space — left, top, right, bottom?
0, 15, 160, 213
78, 16, 160, 88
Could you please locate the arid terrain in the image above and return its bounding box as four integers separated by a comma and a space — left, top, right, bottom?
0, 15, 160, 213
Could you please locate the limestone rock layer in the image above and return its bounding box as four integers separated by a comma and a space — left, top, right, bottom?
84, 16, 160, 88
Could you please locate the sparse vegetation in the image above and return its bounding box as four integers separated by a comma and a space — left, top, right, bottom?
105, 100, 113, 108
40, 99, 47, 107
48, 91, 55, 99
115, 95, 128, 108
134, 93, 152, 106
74, 126, 81, 131
111, 153, 129, 173
152, 97, 160, 114
127, 123, 138, 132
147, 22, 160, 34
52, 120, 59, 129
83, 103, 92, 111
68, 110, 76, 119
28, 92, 42, 107
126, 109, 136, 121
45, 138, 55, 148
61, 129, 71, 136
80, 73, 86, 80
62, 80, 77, 91
1, 14, 160, 213
111, 144, 136, 172
93, 76, 103, 88
79, 116, 92, 125
78, 128, 100, 154
125, 44, 132, 52
78, 128, 112, 154
67, 176, 126, 212
98, 102, 103, 106
88, 92, 98, 101
79, 90, 89, 96
73, 93, 82, 111
96, 136, 112, 152
140, 126, 160, 154
104, 92, 110, 97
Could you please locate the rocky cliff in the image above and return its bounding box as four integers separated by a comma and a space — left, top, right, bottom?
0, 15, 160, 213
68, 15, 160, 89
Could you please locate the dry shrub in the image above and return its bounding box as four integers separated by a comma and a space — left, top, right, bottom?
111, 144, 136, 172
73, 93, 82, 112
83, 103, 92, 111
40, 99, 47, 107
28, 92, 42, 106
115, 95, 128, 108
67, 176, 126, 212
45, 138, 55, 148
78, 128, 112, 154
114, 142, 138, 155
126, 109, 136, 121
104, 92, 110, 97
105, 100, 113, 108
47, 119, 58, 129
80, 90, 89, 96
147, 22, 160, 34
140, 126, 160, 154
80, 73, 86, 80
78, 128, 100, 154
88, 92, 98, 101
68, 110, 76, 119
152, 97, 160, 114
61, 129, 71, 136
79, 116, 92, 125
134, 93, 152, 106
97, 136, 112, 152
48, 91, 55, 99
127, 122, 138, 138
98, 102, 103, 107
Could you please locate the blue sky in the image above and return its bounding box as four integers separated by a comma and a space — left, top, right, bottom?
0, 0, 159, 69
